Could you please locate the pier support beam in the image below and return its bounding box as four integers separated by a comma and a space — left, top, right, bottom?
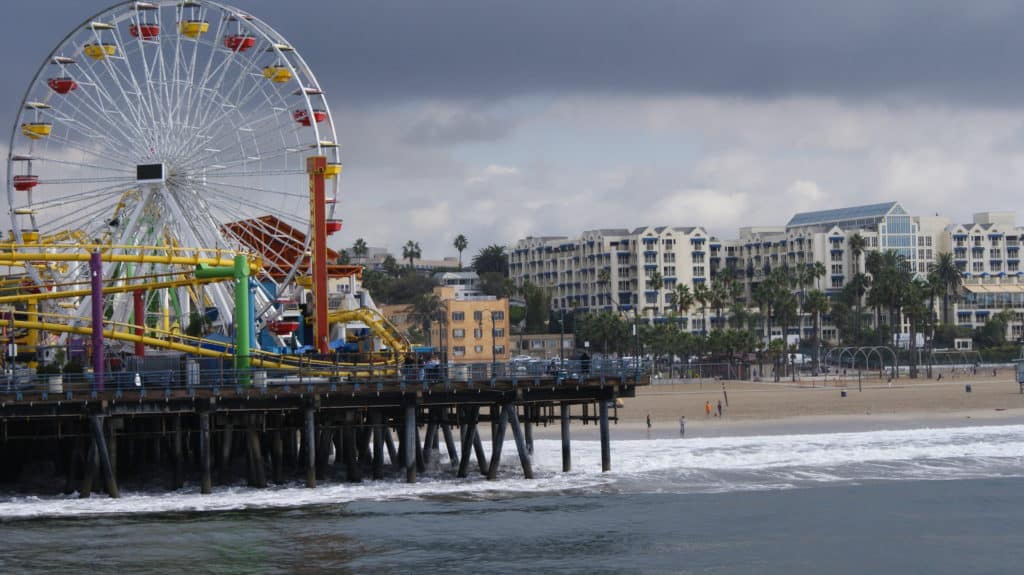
599, 400, 611, 472
524, 404, 534, 455
457, 406, 481, 478
473, 431, 488, 475
486, 403, 510, 480
343, 412, 361, 483
304, 407, 317, 488
79, 441, 98, 498
560, 402, 571, 473
247, 419, 267, 488
218, 420, 234, 484
371, 410, 384, 480
172, 414, 184, 490
271, 426, 284, 485
507, 403, 534, 479
90, 415, 119, 498
199, 411, 212, 494
441, 417, 459, 470
383, 425, 397, 466
404, 403, 417, 483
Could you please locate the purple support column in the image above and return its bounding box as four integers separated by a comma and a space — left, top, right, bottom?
90, 251, 104, 391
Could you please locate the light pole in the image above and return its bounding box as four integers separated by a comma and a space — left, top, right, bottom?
559, 308, 565, 364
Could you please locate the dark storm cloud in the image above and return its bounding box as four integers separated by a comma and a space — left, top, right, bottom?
5, 0, 1024, 109
242, 0, 1024, 105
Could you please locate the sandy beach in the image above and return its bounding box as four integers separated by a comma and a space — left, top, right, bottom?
598, 368, 1024, 438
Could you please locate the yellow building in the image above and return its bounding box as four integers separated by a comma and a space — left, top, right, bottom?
433, 286, 510, 363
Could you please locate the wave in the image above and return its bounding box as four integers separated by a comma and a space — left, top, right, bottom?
2, 424, 1022, 518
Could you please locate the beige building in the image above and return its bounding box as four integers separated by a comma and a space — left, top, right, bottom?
433, 286, 511, 363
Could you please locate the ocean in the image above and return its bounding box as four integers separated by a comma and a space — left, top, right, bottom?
3, 422, 1024, 574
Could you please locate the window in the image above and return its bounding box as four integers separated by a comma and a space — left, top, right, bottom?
832, 277, 843, 289
473, 310, 483, 321
973, 262, 984, 272
452, 346, 466, 357
992, 262, 1002, 272
493, 328, 505, 338
991, 249, 1002, 259
492, 311, 505, 320
452, 328, 465, 338
473, 328, 483, 338
474, 345, 484, 353
452, 311, 465, 321
692, 254, 705, 264
831, 264, 842, 274
693, 266, 705, 276
495, 345, 506, 355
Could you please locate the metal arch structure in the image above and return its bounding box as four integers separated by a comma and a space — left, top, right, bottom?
5, 0, 341, 346
824, 345, 899, 378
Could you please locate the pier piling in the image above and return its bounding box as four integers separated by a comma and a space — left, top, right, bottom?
199, 411, 212, 494
599, 400, 611, 472
507, 403, 534, 479
403, 402, 416, 483
486, 403, 509, 481
560, 402, 571, 473
304, 407, 316, 488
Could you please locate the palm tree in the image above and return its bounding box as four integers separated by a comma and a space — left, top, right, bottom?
929, 252, 963, 327
902, 278, 931, 379
668, 284, 694, 330
804, 289, 830, 374
693, 282, 711, 336
472, 245, 509, 275
402, 240, 421, 268
410, 292, 444, 346
352, 238, 369, 262
849, 233, 867, 275
453, 234, 468, 269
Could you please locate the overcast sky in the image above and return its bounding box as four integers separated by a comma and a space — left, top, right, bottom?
5, 0, 1024, 258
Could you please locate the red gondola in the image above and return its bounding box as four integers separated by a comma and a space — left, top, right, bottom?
325, 219, 343, 235
13, 175, 39, 191
130, 24, 160, 39
267, 320, 300, 334
47, 77, 78, 94
223, 35, 256, 52
292, 109, 327, 126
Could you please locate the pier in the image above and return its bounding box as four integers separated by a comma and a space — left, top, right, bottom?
0, 362, 645, 497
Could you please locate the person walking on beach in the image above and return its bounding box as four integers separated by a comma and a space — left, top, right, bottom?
646, 414, 652, 429
679, 416, 686, 436
722, 383, 729, 407
716, 400, 723, 417
705, 401, 711, 417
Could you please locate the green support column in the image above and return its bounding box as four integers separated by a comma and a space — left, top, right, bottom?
233, 255, 251, 379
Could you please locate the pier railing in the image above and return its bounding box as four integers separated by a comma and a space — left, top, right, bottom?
0, 358, 646, 401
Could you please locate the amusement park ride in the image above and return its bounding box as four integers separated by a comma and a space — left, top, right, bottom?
3, 0, 411, 377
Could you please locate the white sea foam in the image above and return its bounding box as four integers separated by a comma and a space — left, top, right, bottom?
3, 424, 1022, 518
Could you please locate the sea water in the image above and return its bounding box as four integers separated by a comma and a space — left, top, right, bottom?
2, 423, 1024, 573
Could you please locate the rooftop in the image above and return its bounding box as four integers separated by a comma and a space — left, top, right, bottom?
787, 201, 898, 228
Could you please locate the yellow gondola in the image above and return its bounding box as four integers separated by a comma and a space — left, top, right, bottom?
21, 123, 52, 140
179, 20, 209, 38
20, 230, 40, 243
324, 163, 342, 179
83, 43, 117, 60
262, 65, 292, 83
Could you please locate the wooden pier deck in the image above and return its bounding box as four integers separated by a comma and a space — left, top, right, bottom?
0, 366, 646, 497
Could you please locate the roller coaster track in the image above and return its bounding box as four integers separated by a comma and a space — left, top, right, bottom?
0, 245, 407, 374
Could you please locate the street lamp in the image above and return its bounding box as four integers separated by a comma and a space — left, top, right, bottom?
559, 307, 565, 363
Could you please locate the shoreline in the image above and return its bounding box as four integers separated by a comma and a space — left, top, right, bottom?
529, 373, 1024, 440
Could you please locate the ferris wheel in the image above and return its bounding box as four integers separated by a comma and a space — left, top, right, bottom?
5, 0, 341, 336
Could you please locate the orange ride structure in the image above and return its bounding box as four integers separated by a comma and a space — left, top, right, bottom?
3, 0, 408, 375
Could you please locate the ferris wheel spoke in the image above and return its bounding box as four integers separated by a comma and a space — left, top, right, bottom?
46, 79, 145, 149
43, 130, 137, 166
74, 48, 147, 143
199, 183, 306, 227
64, 59, 148, 147
30, 155, 134, 175
108, 25, 162, 143
19, 181, 136, 211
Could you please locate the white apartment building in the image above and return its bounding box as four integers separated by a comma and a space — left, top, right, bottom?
509, 226, 720, 323
509, 203, 1024, 344
947, 212, 1024, 340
